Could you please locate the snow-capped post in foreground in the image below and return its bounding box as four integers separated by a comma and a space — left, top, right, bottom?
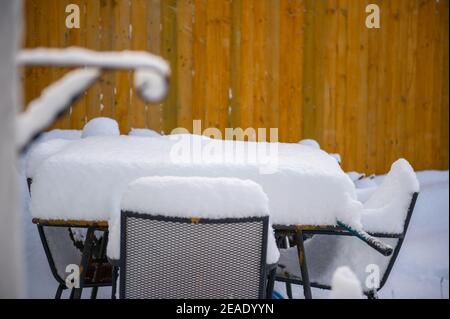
0, 0, 25, 298
330, 267, 364, 299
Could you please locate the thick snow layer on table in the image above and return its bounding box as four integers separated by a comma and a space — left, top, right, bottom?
329, 267, 363, 299
26, 139, 74, 178
362, 159, 420, 234
107, 176, 279, 264
25, 129, 81, 178
81, 117, 119, 138
16, 68, 100, 150
128, 128, 161, 137
30, 134, 363, 228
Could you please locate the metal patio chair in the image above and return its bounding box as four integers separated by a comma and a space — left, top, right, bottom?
275, 192, 419, 299
117, 212, 274, 299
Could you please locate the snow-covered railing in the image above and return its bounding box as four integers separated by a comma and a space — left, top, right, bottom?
16, 47, 170, 152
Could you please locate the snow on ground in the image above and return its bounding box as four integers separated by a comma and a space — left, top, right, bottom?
18, 131, 449, 298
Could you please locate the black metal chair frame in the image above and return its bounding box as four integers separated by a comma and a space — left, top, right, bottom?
274, 192, 419, 299
118, 211, 276, 299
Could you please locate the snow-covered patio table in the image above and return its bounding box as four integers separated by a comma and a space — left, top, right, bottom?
29, 134, 364, 227
28, 133, 404, 299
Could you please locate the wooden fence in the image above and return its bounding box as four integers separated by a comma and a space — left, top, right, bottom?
22, 0, 449, 173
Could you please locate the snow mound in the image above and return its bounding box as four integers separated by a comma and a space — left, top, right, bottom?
330, 266, 363, 299
81, 117, 120, 138
108, 176, 279, 264
362, 159, 420, 234
128, 128, 161, 138
298, 139, 320, 150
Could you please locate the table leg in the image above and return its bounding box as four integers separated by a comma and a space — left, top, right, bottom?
111, 265, 119, 299
55, 284, 64, 299
295, 230, 312, 299
73, 226, 95, 299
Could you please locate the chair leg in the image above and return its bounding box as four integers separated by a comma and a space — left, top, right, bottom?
55, 284, 64, 299
90, 287, 98, 299
285, 282, 293, 299
73, 227, 95, 299
367, 289, 378, 299
295, 230, 312, 299
69, 288, 76, 299
111, 266, 119, 299
266, 267, 276, 299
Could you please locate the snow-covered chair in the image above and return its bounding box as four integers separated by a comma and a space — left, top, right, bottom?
276, 159, 420, 298
107, 176, 279, 299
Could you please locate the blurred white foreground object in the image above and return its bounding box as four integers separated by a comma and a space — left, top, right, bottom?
0, 0, 24, 298
330, 266, 363, 299
82, 117, 120, 138
16, 47, 170, 152
16, 68, 100, 151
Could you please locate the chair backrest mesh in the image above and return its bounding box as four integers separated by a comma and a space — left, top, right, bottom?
120, 212, 268, 299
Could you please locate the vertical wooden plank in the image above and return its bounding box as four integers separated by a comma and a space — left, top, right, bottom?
394, 0, 410, 164
130, 0, 149, 131
192, 0, 207, 128
22, 0, 33, 106
440, 0, 449, 168
177, 0, 194, 132
431, 0, 444, 170
375, 0, 391, 173
356, 0, 368, 172
267, 0, 280, 138
279, 0, 304, 142
229, 0, 242, 130
252, 0, 268, 139
386, 0, 401, 171
204, 0, 231, 135
403, 0, 419, 172
146, 0, 163, 133
366, 0, 382, 173
55, 0, 72, 129
85, 0, 102, 123
313, 0, 325, 147
99, 0, 116, 120
68, 0, 86, 130
415, 0, 435, 171
239, 0, 254, 135
161, 0, 178, 134
344, 0, 359, 170
302, 0, 317, 142
114, 0, 131, 134
22, 0, 38, 107
335, 0, 348, 168
322, 0, 339, 153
